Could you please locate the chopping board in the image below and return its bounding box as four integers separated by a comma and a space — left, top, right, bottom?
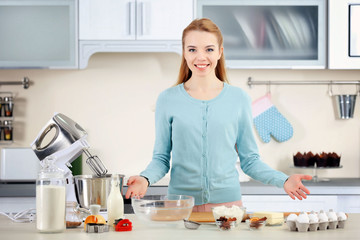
188, 212, 301, 223
188, 212, 215, 222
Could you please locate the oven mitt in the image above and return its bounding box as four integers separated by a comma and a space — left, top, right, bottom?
252, 94, 293, 143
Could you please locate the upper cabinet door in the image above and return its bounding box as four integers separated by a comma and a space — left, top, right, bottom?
79, 0, 136, 40
0, 0, 77, 69
135, 0, 193, 40
328, 0, 360, 69
79, 0, 193, 41
197, 0, 326, 69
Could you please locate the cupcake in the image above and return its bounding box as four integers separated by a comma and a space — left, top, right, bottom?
318, 210, 329, 230
327, 152, 341, 167
293, 152, 305, 167
305, 152, 315, 167
326, 209, 338, 229
313, 154, 321, 167
296, 212, 310, 232
317, 152, 328, 167
337, 212, 347, 228
308, 211, 319, 231
286, 214, 298, 231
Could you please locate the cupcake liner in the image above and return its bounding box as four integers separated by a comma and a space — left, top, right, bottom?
337, 220, 346, 229
286, 221, 297, 231
328, 221, 338, 229
296, 221, 309, 232
318, 221, 329, 230
309, 222, 319, 231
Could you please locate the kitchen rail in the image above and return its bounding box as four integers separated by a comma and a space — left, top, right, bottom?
0, 77, 30, 89
248, 77, 360, 87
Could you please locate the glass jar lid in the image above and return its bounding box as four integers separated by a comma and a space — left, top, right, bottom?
38, 157, 65, 179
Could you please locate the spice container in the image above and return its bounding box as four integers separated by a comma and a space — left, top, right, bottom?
4, 97, 13, 117
66, 201, 82, 228
0, 97, 2, 117
3, 120, 12, 141
36, 157, 66, 233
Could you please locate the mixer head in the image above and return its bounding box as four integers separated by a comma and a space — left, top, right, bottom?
31, 113, 107, 177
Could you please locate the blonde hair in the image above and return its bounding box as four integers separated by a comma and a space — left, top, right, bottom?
175, 18, 228, 85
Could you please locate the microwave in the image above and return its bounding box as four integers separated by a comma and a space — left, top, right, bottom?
328, 0, 360, 69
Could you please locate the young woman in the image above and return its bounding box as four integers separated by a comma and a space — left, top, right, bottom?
125, 18, 312, 211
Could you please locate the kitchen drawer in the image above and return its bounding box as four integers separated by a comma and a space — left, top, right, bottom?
242, 195, 338, 212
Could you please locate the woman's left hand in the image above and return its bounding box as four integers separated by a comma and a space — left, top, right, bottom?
284, 174, 312, 200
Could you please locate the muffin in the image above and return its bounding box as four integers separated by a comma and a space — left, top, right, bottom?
327, 152, 341, 167
317, 152, 328, 167
293, 152, 305, 167
305, 152, 316, 167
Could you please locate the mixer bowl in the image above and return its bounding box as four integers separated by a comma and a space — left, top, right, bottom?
73, 174, 124, 211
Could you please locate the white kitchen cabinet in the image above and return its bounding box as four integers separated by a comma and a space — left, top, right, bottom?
196, 0, 326, 69
78, 0, 193, 68
0, 0, 77, 69
242, 195, 338, 213
328, 0, 360, 69
79, 0, 136, 40
242, 195, 360, 213
79, 0, 193, 41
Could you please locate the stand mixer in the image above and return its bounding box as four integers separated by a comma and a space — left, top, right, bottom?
31, 113, 108, 202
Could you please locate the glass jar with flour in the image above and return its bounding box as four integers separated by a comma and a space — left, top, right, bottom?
36, 157, 66, 233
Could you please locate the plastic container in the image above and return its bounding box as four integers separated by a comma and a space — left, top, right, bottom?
36, 157, 66, 233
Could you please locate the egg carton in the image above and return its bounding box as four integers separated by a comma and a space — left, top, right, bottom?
286, 219, 347, 232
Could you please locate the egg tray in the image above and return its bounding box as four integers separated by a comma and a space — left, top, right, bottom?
286, 219, 346, 232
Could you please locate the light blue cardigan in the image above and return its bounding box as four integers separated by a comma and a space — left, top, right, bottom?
141, 83, 288, 205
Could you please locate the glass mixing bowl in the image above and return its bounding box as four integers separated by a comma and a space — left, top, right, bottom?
131, 195, 194, 222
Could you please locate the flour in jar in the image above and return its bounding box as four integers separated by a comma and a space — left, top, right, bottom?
36, 185, 66, 232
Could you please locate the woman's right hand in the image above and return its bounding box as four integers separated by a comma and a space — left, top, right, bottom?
125, 175, 149, 199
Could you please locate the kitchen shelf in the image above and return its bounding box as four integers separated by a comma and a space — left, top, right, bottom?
291, 165, 343, 182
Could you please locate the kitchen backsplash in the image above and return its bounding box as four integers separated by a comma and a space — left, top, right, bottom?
0, 52, 359, 180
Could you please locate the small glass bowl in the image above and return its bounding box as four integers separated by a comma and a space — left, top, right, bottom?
246, 219, 266, 231
215, 220, 236, 231
211, 206, 246, 225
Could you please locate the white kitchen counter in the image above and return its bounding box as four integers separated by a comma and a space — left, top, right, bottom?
0, 214, 358, 240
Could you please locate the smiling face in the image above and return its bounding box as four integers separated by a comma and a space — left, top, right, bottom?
183, 30, 223, 79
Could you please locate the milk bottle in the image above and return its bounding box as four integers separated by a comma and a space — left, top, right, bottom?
36, 157, 66, 233
107, 174, 124, 226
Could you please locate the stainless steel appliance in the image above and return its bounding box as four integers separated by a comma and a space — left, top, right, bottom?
73, 174, 124, 211
31, 113, 108, 202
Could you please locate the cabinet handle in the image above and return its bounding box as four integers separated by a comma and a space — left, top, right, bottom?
127, 1, 134, 36
139, 1, 147, 36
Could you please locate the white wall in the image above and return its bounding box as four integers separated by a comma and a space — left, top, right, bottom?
1, 52, 359, 181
